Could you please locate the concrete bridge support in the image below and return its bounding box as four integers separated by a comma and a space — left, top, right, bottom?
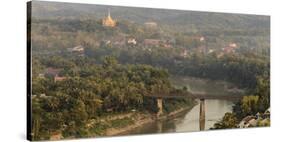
156, 121, 163, 133
157, 98, 163, 117
199, 98, 205, 130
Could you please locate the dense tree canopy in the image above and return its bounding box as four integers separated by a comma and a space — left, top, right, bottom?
32, 56, 193, 140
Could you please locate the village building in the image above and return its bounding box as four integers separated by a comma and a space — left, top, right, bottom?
197, 46, 207, 53
216, 52, 224, 58
239, 107, 270, 128
127, 38, 137, 45
229, 43, 237, 48
222, 43, 239, 54
247, 118, 258, 127
39, 94, 53, 99
143, 39, 162, 47
239, 116, 256, 128
144, 22, 158, 29
39, 94, 46, 98
67, 45, 84, 56
54, 75, 67, 82
208, 49, 214, 54
264, 107, 270, 118
142, 48, 152, 52
255, 112, 261, 119
44, 67, 67, 82
160, 40, 173, 48
199, 36, 205, 42
102, 10, 116, 27
45, 67, 62, 77
72, 45, 84, 52
143, 38, 174, 48
180, 49, 189, 58
112, 36, 126, 47
50, 131, 63, 140
100, 39, 111, 47
38, 73, 45, 78
192, 36, 205, 42
162, 43, 172, 48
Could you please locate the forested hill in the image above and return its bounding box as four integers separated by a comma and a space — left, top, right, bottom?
32, 1, 270, 31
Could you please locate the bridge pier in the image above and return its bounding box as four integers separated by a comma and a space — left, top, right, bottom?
157, 98, 163, 117
156, 121, 163, 132
199, 98, 205, 130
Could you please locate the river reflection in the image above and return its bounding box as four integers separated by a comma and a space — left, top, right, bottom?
126, 99, 233, 135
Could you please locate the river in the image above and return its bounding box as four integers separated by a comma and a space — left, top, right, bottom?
126, 99, 233, 134
125, 76, 242, 135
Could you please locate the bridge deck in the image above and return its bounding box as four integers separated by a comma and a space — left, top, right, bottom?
144, 93, 243, 100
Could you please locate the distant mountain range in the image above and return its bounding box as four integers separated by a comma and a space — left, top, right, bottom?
31, 1, 270, 31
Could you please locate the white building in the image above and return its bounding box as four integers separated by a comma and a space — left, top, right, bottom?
127, 38, 137, 45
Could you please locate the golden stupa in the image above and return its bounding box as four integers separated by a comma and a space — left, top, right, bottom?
102, 10, 116, 27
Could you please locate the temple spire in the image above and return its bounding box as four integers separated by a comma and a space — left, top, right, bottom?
102, 8, 116, 27
108, 9, 111, 18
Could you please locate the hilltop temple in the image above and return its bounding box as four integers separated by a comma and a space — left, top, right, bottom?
102, 10, 116, 27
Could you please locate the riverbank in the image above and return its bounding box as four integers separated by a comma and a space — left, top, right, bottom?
105, 103, 196, 136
